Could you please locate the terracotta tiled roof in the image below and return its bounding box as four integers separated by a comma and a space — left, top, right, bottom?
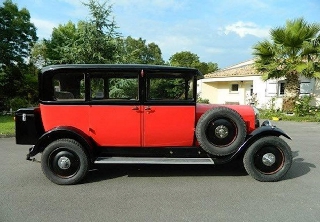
205, 60, 261, 78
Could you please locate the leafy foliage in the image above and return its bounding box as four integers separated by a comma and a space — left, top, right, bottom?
42, 0, 120, 64
253, 18, 320, 111
117, 36, 164, 65
109, 78, 138, 99
294, 95, 317, 116
197, 97, 209, 104
0, 0, 37, 67
169, 51, 218, 74
149, 78, 186, 100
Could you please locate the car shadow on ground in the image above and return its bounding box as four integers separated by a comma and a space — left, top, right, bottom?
83, 161, 248, 184
83, 150, 316, 184
284, 151, 316, 181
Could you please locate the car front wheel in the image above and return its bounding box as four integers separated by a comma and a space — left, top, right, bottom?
41, 139, 89, 185
243, 136, 292, 182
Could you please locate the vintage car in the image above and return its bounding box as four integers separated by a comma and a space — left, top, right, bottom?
15, 64, 292, 185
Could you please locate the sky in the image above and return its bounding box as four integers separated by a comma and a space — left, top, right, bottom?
13, 0, 320, 68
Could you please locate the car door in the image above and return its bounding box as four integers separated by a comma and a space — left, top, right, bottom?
143, 72, 196, 147
89, 71, 142, 147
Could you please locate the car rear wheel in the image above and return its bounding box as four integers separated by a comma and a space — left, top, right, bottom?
196, 107, 247, 156
41, 139, 89, 185
243, 136, 292, 182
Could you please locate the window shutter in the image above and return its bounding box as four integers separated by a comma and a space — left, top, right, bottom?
266, 81, 277, 96
300, 82, 312, 94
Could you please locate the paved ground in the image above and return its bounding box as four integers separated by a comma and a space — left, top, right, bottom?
1, 121, 320, 222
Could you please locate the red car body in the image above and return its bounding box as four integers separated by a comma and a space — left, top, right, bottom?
15, 64, 292, 185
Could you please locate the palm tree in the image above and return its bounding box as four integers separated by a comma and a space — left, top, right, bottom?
253, 18, 320, 112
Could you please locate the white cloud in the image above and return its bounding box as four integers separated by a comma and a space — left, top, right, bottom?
31, 18, 57, 39
153, 35, 196, 59
223, 21, 270, 38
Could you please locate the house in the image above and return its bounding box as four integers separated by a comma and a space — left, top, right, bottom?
198, 59, 320, 109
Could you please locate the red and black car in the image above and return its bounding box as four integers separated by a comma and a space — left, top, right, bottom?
15, 64, 292, 185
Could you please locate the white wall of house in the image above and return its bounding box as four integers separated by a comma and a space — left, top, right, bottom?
198, 59, 319, 109
199, 75, 263, 106
198, 75, 318, 109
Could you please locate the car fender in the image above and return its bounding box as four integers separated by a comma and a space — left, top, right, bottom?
212, 124, 291, 164
28, 126, 94, 159
240, 125, 291, 150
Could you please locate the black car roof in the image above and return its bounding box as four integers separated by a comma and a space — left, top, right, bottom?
41, 64, 203, 77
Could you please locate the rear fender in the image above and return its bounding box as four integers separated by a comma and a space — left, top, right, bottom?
28, 126, 94, 159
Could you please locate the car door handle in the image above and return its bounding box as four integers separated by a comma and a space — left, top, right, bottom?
132, 106, 139, 110
145, 106, 151, 110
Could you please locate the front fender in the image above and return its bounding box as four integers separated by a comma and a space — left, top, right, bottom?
248, 125, 291, 140
28, 126, 94, 158
234, 123, 291, 156
212, 123, 291, 164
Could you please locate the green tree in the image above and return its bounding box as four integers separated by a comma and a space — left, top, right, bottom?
44, 21, 77, 64
43, 0, 120, 64
117, 36, 164, 64
169, 51, 218, 74
30, 40, 49, 68
207, 62, 219, 73
253, 18, 320, 111
196, 62, 219, 74
169, 51, 200, 68
0, 0, 37, 67
0, 0, 38, 108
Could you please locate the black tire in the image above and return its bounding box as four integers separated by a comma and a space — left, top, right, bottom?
243, 136, 292, 182
196, 107, 247, 156
41, 139, 89, 185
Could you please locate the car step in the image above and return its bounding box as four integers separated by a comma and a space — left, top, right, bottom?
94, 157, 215, 165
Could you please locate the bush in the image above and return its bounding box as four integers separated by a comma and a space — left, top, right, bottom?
9, 97, 29, 112
294, 95, 317, 117
197, 97, 209, 104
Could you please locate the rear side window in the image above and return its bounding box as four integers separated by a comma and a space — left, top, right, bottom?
53, 72, 85, 101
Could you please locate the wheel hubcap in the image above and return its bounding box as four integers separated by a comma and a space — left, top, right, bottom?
57, 156, 71, 169
254, 146, 284, 174
215, 125, 229, 139
205, 118, 237, 147
262, 153, 276, 166
49, 149, 80, 178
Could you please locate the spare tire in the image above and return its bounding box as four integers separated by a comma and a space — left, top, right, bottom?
196, 107, 247, 156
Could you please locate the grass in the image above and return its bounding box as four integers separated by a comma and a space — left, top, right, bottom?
0, 115, 15, 137
259, 109, 320, 122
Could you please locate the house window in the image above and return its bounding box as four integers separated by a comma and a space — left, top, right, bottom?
230, 84, 239, 93
278, 81, 285, 96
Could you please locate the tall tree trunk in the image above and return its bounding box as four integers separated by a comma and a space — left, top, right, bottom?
282, 71, 300, 112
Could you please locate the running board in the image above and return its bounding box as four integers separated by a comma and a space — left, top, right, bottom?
94, 157, 215, 165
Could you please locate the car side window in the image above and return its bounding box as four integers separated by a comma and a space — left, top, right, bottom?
147, 74, 194, 101
90, 72, 139, 101
53, 72, 85, 101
